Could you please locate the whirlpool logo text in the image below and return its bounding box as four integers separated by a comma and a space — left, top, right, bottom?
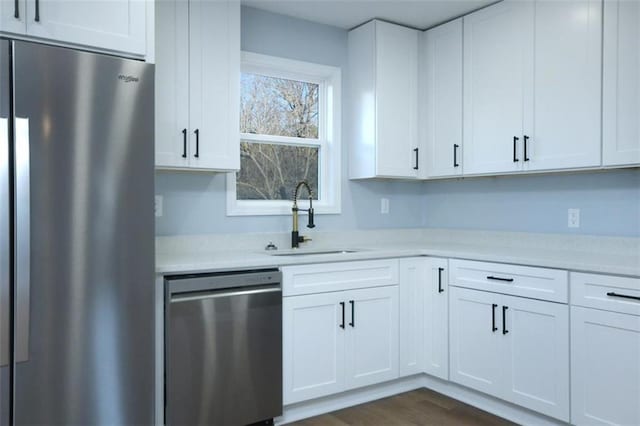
118, 74, 139, 83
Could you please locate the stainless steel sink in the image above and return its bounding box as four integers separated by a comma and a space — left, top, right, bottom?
268, 249, 359, 256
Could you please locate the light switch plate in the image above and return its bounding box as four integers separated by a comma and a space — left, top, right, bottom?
568, 208, 580, 228
381, 198, 390, 214
155, 195, 163, 218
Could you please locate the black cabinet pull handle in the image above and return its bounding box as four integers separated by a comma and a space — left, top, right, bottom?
34, 0, 39, 21
524, 135, 530, 161
339, 302, 345, 329
606, 292, 640, 302
487, 275, 514, 282
413, 148, 419, 170
492, 304, 498, 332
453, 144, 459, 167
513, 136, 519, 162
194, 129, 200, 158
349, 300, 355, 327
438, 267, 444, 293
14, 0, 19, 19
181, 129, 187, 158
502, 306, 509, 334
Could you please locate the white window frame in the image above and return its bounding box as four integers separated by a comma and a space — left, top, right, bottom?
227, 52, 342, 216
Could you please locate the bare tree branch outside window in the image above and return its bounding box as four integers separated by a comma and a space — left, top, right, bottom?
238, 73, 320, 200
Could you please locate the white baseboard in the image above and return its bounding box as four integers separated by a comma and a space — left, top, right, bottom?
277, 375, 425, 425
279, 374, 567, 426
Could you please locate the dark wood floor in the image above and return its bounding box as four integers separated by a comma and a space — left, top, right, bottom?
289, 388, 516, 426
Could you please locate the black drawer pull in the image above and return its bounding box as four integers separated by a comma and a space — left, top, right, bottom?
502, 306, 509, 334
606, 292, 640, 302
524, 135, 530, 161
14, 0, 19, 18
487, 276, 514, 282
181, 128, 187, 158
438, 267, 444, 293
413, 148, 419, 170
453, 144, 459, 167
34, 0, 39, 21
194, 129, 200, 158
513, 136, 519, 162
339, 302, 345, 329
349, 300, 355, 327
492, 304, 498, 332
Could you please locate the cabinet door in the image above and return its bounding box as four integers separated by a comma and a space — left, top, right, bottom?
188, 0, 240, 171
463, 1, 533, 175
399, 258, 425, 377
571, 307, 640, 426
155, 0, 190, 169
424, 258, 449, 380
0, 0, 26, 34
501, 295, 570, 421
345, 286, 399, 390
24, 0, 146, 56
283, 292, 346, 405
524, 0, 601, 171
449, 287, 504, 396
603, 0, 640, 166
422, 19, 463, 178
375, 21, 419, 178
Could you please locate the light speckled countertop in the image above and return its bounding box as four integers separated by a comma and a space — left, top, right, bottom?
156, 229, 640, 278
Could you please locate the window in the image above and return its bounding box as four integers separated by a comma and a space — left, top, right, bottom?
227, 52, 341, 216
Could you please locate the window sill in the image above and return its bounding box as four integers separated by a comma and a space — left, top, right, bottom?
226, 201, 341, 217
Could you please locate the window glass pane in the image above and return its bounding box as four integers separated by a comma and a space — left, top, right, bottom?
237, 141, 319, 200
240, 73, 319, 139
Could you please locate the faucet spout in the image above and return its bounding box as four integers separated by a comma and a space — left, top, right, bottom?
291, 181, 315, 248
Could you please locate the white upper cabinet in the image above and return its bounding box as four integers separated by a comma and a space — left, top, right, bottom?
0, 0, 147, 57
603, 0, 640, 166
421, 18, 463, 178
463, 0, 602, 175
188, 0, 240, 171
463, 1, 533, 175
155, 0, 240, 171
349, 20, 419, 179
525, 0, 602, 171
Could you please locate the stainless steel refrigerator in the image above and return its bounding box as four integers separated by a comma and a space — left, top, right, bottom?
0, 39, 155, 424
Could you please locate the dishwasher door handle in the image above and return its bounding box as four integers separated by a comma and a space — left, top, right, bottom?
171, 286, 281, 303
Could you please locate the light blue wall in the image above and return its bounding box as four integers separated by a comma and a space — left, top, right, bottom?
155, 7, 640, 238
155, 7, 427, 236
422, 169, 640, 237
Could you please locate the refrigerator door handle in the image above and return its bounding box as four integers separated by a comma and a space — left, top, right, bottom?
15, 117, 30, 363
0, 118, 9, 367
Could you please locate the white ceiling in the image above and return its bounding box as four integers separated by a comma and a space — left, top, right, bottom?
241, 0, 497, 30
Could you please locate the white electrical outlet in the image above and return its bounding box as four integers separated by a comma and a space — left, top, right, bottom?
155, 195, 163, 218
568, 208, 580, 228
381, 198, 390, 214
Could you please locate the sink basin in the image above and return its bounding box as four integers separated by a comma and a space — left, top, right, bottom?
268, 249, 360, 256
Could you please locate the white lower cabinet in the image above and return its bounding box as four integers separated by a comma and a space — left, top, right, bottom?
423, 258, 449, 380
283, 285, 398, 405
571, 306, 640, 426
344, 287, 399, 390
449, 286, 570, 421
283, 291, 346, 405
399, 257, 449, 380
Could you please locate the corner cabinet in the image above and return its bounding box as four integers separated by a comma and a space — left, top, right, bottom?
0, 0, 148, 57
603, 0, 640, 166
420, 18, 463, 178
155, 0, 240, 171
463, 0, 601, 175
348, 20, 419, 179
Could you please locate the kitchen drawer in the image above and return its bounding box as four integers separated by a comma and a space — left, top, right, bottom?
282, 259, 399, 296
449, 259, 568, 303
571, 272, 640, 316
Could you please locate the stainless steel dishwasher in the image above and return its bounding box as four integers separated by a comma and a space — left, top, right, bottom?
165, 269, 282, 426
